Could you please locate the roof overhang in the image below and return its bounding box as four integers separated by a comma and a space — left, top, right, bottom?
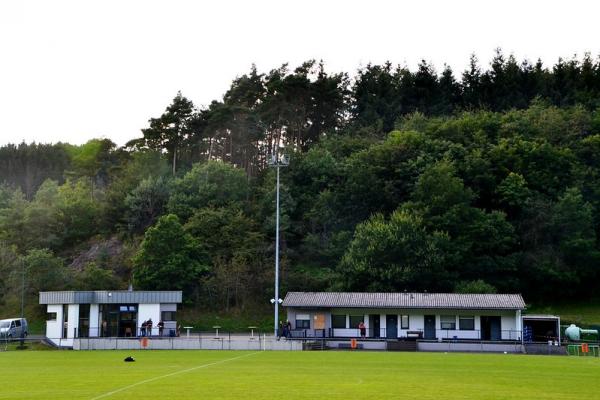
522, 314, 560, 321
39, 291, 182, 305
282, 292, 526, 310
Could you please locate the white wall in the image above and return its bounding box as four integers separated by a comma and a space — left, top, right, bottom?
89, 304, 99, 337
45, 304, 79, 346
324, 309, 520, 340
138, 304, 160, 335
379, 313, 386, 333
332, 328, 360, 337
45, 304, 62, 342
501, 314, 518, 340
514, 310, 522, 339
67, 304, 79, 339
284, 308, 521, 340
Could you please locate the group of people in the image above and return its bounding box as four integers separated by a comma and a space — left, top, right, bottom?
140, 319, 165, 337
278, 320, 292, 339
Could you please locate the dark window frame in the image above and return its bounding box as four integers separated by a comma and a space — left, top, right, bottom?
400, 315, 410, 329
459, 316, 475, 330
161, 311, 177, 321
331, 314, 346, 329
440, 315, 457, 330
296, 319, 310, 329
349, 315, 363, 329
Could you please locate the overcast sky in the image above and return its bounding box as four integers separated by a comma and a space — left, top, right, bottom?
1, 0, 599, 146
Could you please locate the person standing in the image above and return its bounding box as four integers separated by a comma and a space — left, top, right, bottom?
282, 323, 288, 339
157, 320, 164, 337
147, 319, 153, 336
140, 320, 147, 337
278, 321, 283, 339
359, 321, 366, 339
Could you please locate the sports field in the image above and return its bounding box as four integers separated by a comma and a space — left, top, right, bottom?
0, 350, 598, 399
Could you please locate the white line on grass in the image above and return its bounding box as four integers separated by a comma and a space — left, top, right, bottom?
90, 352, 260, 400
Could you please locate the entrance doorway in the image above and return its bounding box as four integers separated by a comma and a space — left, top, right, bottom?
386, 315, 397, 339
62, 304, 68, 338
100, 304, 138, 337
481, 316, 501, 340
424, 315, 436, 339
78, 304, 90, 338
371, 315, 380, 338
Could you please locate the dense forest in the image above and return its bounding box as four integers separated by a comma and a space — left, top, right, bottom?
2, 50, 600, 319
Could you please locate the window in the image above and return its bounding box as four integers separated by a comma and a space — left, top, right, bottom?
15, 320, 21, 327
296, 314, 310, 329
161, 311, 177, 321
401, 315, 409, 329
349, 315, 363, 329
440, 315, 456, 330
331, 315, 346, 329
459, 316, 475, 330
79, 304, 90, 338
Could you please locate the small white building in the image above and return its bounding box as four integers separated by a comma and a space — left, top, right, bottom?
283, 292, 525, 341
39, 290, 182, 347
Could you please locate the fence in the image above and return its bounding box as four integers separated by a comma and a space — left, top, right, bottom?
567, 343, 600, 357
1, 327, 304, 351
287, 327, 522, 342
0, 335, 52, 351
76, 326, 178, 339
73, 334, 301, 351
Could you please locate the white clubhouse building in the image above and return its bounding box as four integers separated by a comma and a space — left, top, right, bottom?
39, 290, 181, 347
283, 292, 526, 341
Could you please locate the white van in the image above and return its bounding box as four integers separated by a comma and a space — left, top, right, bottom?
0, 318, 28, 338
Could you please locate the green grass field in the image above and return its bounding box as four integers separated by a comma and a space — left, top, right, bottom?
0, 350, 599, 399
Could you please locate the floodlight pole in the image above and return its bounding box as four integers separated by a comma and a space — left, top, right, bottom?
269, 152, 288, 338
275, 164, 281, 338
20, 257, 25, 318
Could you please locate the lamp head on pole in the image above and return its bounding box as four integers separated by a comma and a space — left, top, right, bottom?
267, 152, 289, 167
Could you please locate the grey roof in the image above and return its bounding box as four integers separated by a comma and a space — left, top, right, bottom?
282, 292, 525, 310
522, 314, 560, 320
39, 291, 182, 305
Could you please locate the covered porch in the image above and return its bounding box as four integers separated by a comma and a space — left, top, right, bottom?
282, 292, 526, 345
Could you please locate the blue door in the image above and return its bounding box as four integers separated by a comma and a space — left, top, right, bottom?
481, 316, 502, 340
424, 315, 436, 339
386, 315, 397, 339
371, 314, 380, 338
490, 317, 501, 341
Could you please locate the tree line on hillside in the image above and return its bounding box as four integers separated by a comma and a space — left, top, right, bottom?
1, 51, 600, 318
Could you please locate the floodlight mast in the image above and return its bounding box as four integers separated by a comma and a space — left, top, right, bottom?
268, 151, 288, 338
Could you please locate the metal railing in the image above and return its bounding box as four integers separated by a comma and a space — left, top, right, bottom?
75, 326, 179, 339
286, 327, 523, 342
43, 328, 302, 351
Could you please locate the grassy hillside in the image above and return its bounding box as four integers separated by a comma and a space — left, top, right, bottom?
527, 302, 600, 327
